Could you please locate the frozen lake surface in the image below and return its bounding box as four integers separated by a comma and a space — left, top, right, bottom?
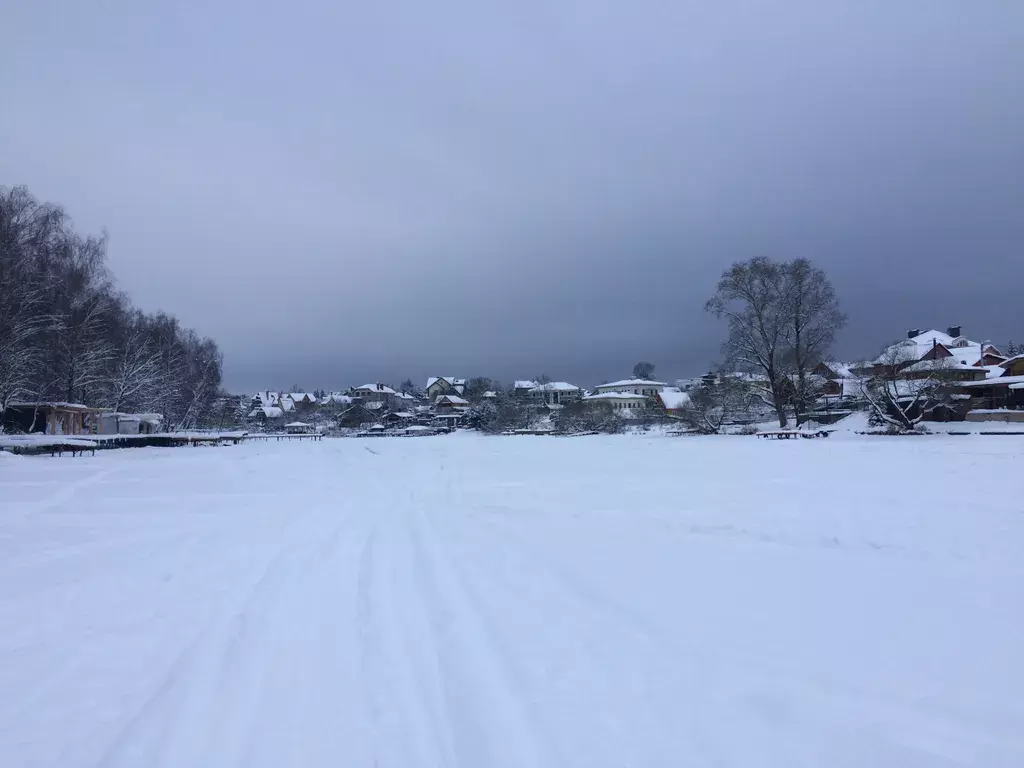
2, 432, 1023, 767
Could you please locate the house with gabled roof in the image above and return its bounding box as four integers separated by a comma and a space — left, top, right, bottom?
960, 354, 1024, 412
434, 394, 470, 412
512, 380, 539, 397
871, 327, 1005, 374
656, 387, 691, 416
352, 383, 398, 408
251, 391, 280, 409
425, 377, 466, 399
319, 393, 354, 411
287, 393, 318, 412
248, 405, 284, 425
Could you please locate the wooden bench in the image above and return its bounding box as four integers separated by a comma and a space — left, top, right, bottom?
757, 430, 831, 440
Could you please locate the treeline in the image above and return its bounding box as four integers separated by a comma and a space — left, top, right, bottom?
0, 186, 223, 428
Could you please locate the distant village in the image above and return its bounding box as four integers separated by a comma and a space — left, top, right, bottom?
3, 324, 1022, 441
236, 325, 1024, 437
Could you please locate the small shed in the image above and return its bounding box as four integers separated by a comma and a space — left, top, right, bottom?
2, 402, 98, 435
285, 421, 313, 434
96, 413, 141, 435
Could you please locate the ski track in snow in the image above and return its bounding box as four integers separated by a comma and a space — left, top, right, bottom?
2, 434, 1024, 767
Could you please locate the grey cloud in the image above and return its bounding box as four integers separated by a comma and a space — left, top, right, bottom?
3, 0, 1022, 391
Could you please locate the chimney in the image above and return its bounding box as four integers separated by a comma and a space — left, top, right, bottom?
907, 328, 921, 339
947, 325, 961, 338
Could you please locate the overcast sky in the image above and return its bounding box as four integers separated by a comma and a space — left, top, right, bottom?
3, 1, 1022, 392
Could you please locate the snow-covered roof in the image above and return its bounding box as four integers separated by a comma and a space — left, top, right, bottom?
961, 375, 1024, 388
594, 378, 667, 390
583, 391, 648, 402
320, 393, 354, 405
289, 392, 317, 403
392, 411, 416, 418
285, 421, 310, 427
817, 362, 856, 379
426, 377, 466, 389
829, 378, 865, 397
513, 380, 539, 389
874, 331, 992, 365
657, 388, 691, 410
434, 412, 465, 419
1009, 383, 1024, 390
364, 401, 385, 410
8, 401, 93, 410
435, 394, 469, 405
394, 392, 416, 400
1000, 354, 1024, 368
249, 406, 283, 418
482, 391, 498, 398
983, 365, 1006, 380
253, 391, 280, 406
355, 384, 396, 394
901, 358, 973, 373
280, 398, 296, 412
530, 381, 580, 392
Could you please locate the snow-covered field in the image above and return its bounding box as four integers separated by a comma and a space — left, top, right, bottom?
2, 433, 1023, 767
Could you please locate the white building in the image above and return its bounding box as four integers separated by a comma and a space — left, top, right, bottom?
582, 391, 648, 411
591, 379, 668, 397
352, 383, 398, 407
95, 412, 164, 435
529, 382, 582, 406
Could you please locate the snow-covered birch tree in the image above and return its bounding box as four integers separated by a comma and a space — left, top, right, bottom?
1, 185, 225, 431
104, 305, 165, 412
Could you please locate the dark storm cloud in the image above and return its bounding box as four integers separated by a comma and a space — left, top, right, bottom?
3, 1, 1022, 391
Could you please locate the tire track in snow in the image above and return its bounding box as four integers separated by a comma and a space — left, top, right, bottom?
96, 500, 360, 767
404, 497, 563, 768
355, 523, 384, 765
355, 450, 461, 768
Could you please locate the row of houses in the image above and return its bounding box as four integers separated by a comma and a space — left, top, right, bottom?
245, 375, 694, 432
811, 326, 1024, 420
246, 327, 1024, 435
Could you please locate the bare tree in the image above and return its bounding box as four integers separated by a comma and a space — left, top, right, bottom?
681, 372, 751, 434
782, 259, 846, 425
0, 187, 65, 413
104, 305, 164, 412
860, 348, 959, 432
556, 400, 624, 434
44, 232, 116, 403
464, 377, 499, 400
705, 257, 792, 427
706, 256, 845, 428
632, 361, 656, 380
0, 185, 225, 430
